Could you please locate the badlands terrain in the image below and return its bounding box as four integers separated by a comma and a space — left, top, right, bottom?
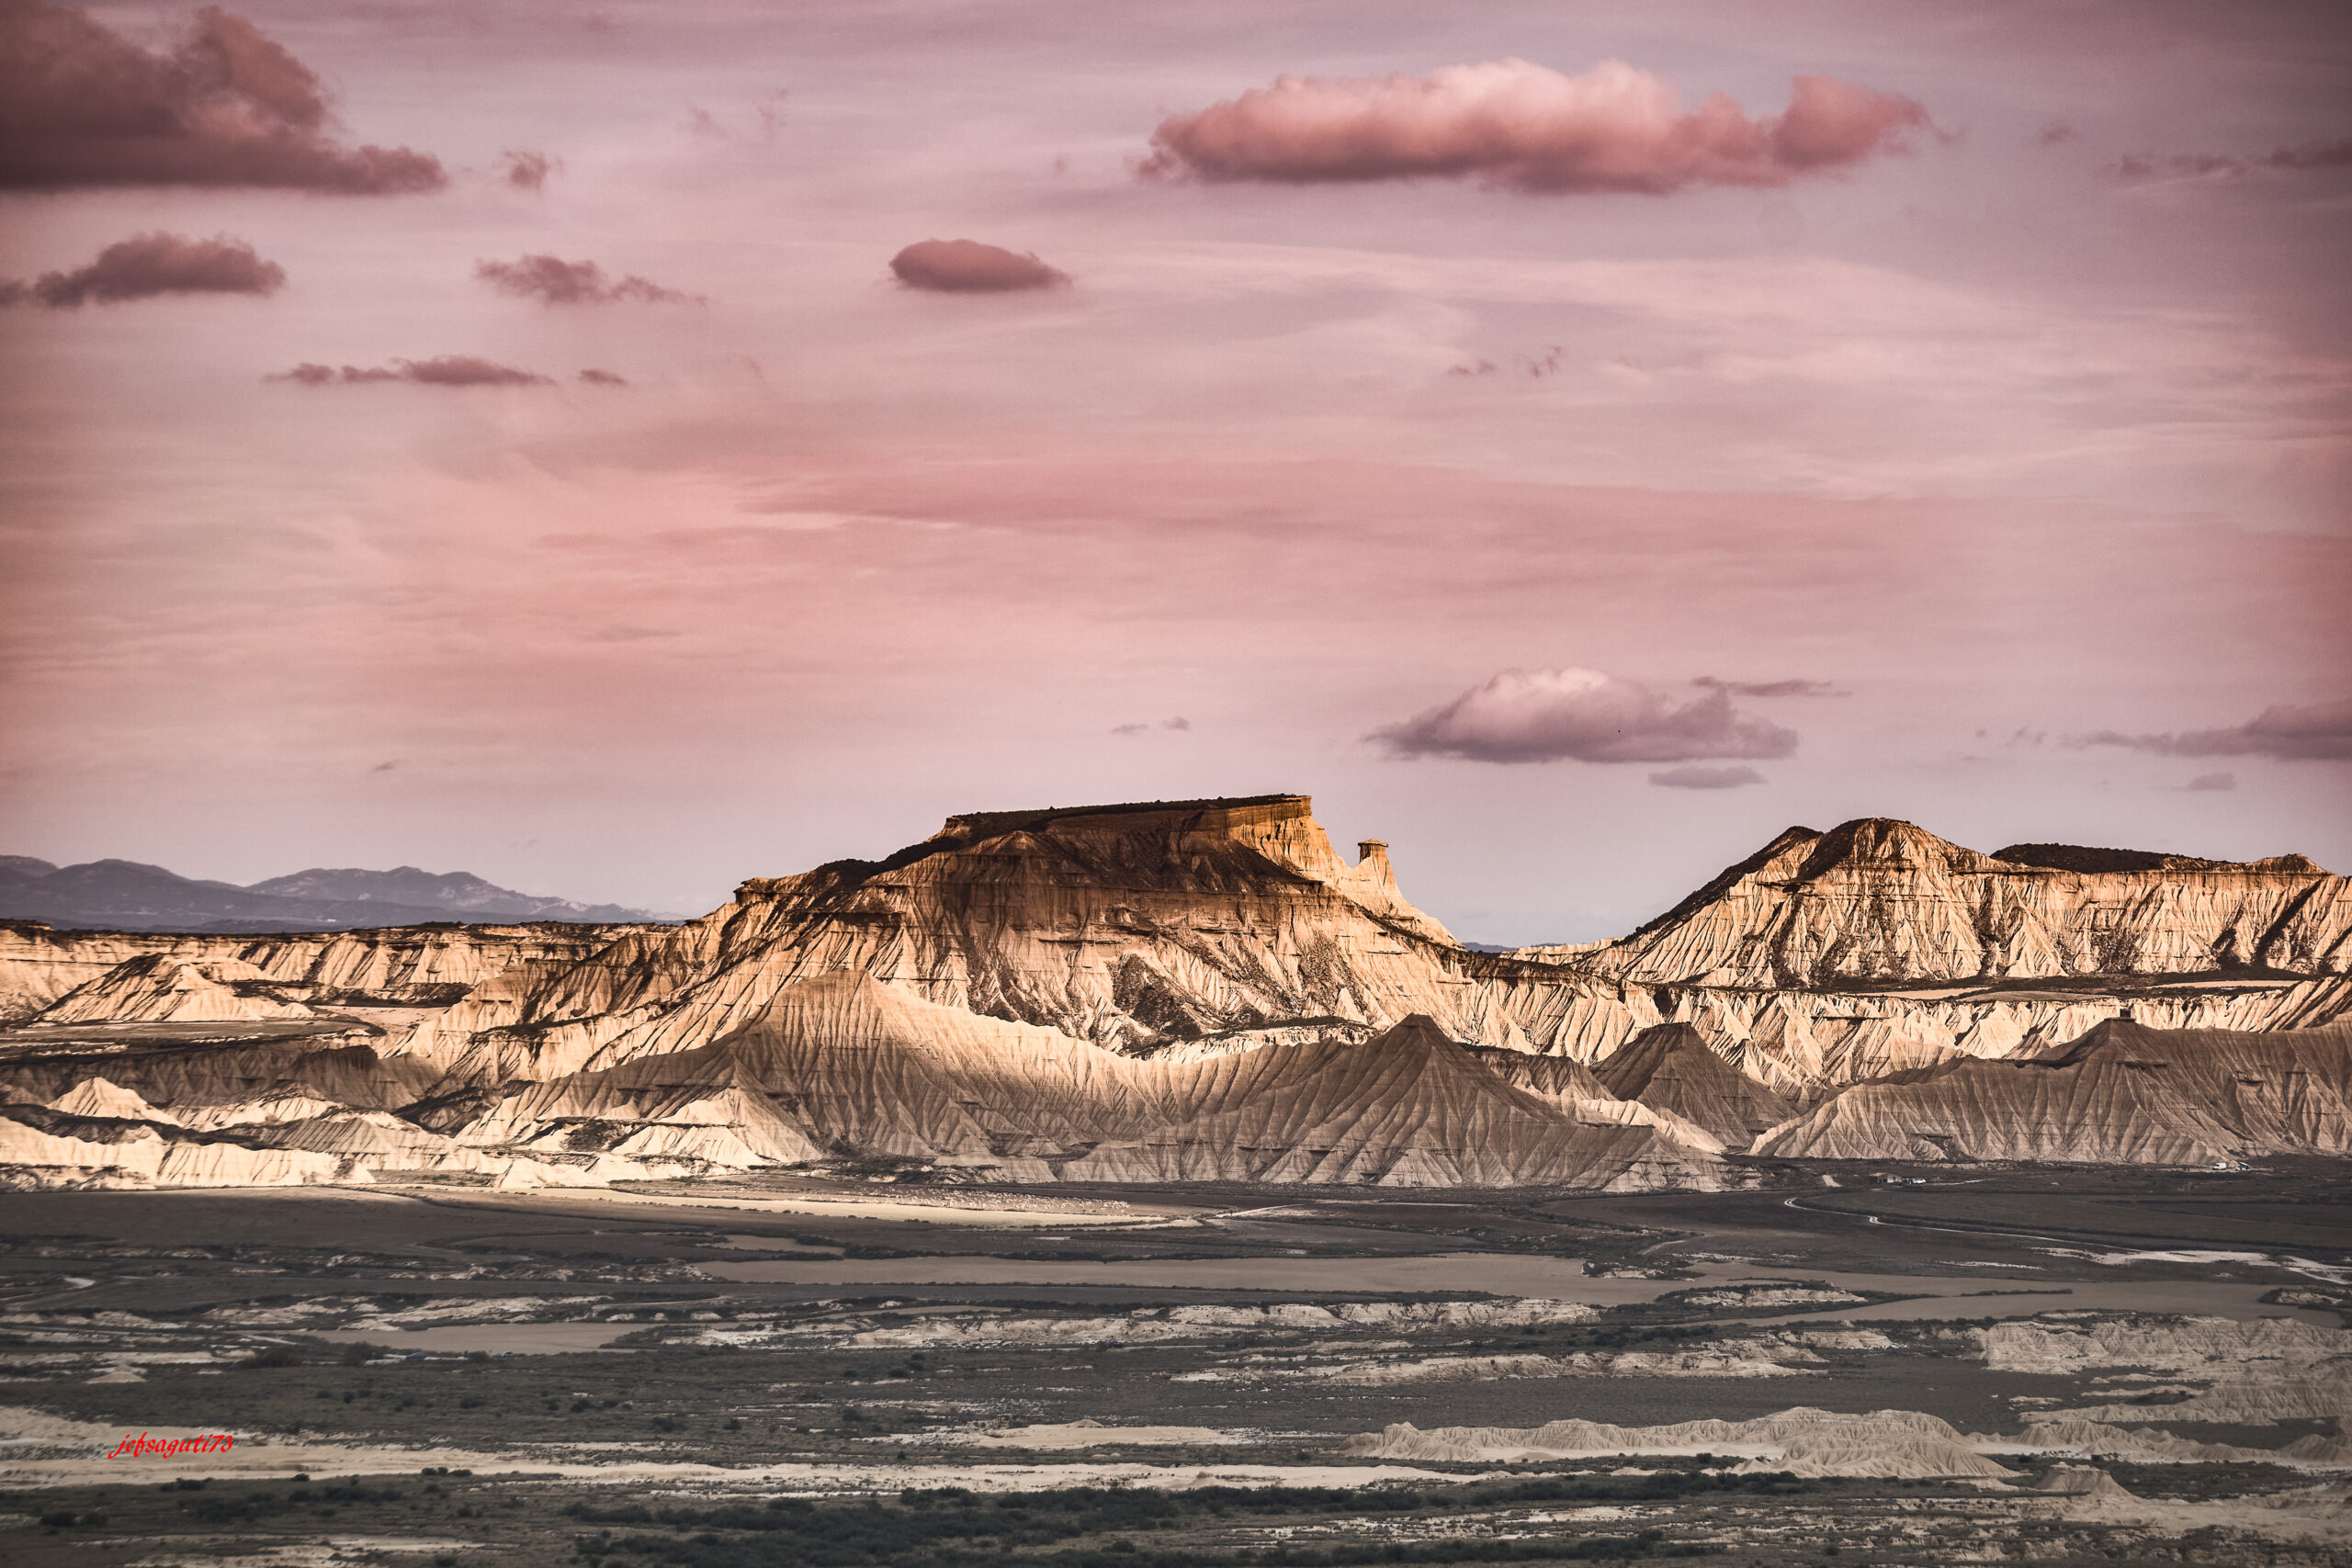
1, 793, 2347, 1191
2, 795, 2349, 1563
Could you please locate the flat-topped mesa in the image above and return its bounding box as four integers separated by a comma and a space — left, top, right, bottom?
447, 794, 1501, 1077
738, 795, 1319, 897
729, 794, 1445, 940
1523, 817, 2349, 988
1992, 841, 2326, 876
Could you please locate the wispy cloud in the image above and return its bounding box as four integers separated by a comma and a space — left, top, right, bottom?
1648, 764, 1766, 789
2109, 140, 2352, 184
497, 149, 556, 190
269, 356, 555, 388
1692, 676, 1847, 698
476, 255, 698, 305
2073, 699, 2352, 761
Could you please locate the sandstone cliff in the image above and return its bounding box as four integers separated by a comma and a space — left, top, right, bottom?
1517, 818, 2351, 987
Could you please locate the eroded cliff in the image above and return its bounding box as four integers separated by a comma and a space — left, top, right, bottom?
1517, 818, 2350, 987
4, 796, 2347, 1190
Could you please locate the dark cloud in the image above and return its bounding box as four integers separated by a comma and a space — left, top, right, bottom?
2184, 772, 2237, 792
2036, 121, 2078, 146
6, 231, 283, 307
1647, 764, 1766, 789
2109, 140, 2352, 184
270, 355, 553, 388
1370, 666, 1799, 764
888, 239, 1069, 293
1692, 676, 1848, 698
1111, 716, 1190, 736
577, 368, 628, 386
0, 1, 445, 194
475, 254, 698, 305
498, 149, 555, 190
1140, 60, 1928, 194
2073, 699, 2352, 761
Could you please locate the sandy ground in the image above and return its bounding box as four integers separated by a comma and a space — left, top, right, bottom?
948, 1422, 1249, 1449
307, 1324, 630, 1355
703, 1254, 2335, 1325
370, 1184, 1202, 1228
0, 1405, 1468, 1493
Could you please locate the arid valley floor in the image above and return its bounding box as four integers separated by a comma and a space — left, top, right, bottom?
5, 1167, 2351, 1566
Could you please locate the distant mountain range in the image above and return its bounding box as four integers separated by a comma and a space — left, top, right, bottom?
0, 855, 675, 933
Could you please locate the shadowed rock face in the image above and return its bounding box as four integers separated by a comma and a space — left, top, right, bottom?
1589, 1023, 1794, 1149
1752, 1019, 2352, 1164
1521, 818, 2350, 987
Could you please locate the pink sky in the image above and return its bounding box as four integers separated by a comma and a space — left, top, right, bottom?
2, 0, 2347, 941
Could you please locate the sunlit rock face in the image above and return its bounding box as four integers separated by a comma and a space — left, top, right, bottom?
416, 795, 1655, 1084
3, 796, 2349, 1190
1515, 818, 2352, 987
0, 920, 660, 1025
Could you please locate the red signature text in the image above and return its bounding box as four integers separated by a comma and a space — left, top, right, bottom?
107, 1432, 235, 1459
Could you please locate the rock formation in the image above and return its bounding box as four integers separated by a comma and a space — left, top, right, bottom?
1520, 817, 2351, 987
1589, 1022, 1794, 1148
1752, 1019, 2352, 1164
1343, 1407, 2017, 1478
0, 919, 658, 1025
4, 795, 2348, 1190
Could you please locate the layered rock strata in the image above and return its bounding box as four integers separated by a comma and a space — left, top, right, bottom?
1520, 818, 2350, 987
1752, 1019, 2352, 1164
4, 795, 2349, 1190
2, 998, 1725, 1190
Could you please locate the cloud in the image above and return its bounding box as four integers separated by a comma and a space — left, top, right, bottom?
0, 1, 445, 193
1692, 675, 1848, 698
888, 239, 1070, 292
269, 355, 554, 388
369, 760, 400, 773
1370, 666, 1800, 764
2073, 699, 2352, 761
1111, 716, 1190, 736
475, 254, 698, 305
2036, 121, 2078, 146
1138, 59, 1928, 194
1648, 764, 1765, 789
577, 368, 628, 386
498, 149, 555, 190
2184, 772, 2236, 792
2109, 141, 2352, 185
6, 231, 284, 308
